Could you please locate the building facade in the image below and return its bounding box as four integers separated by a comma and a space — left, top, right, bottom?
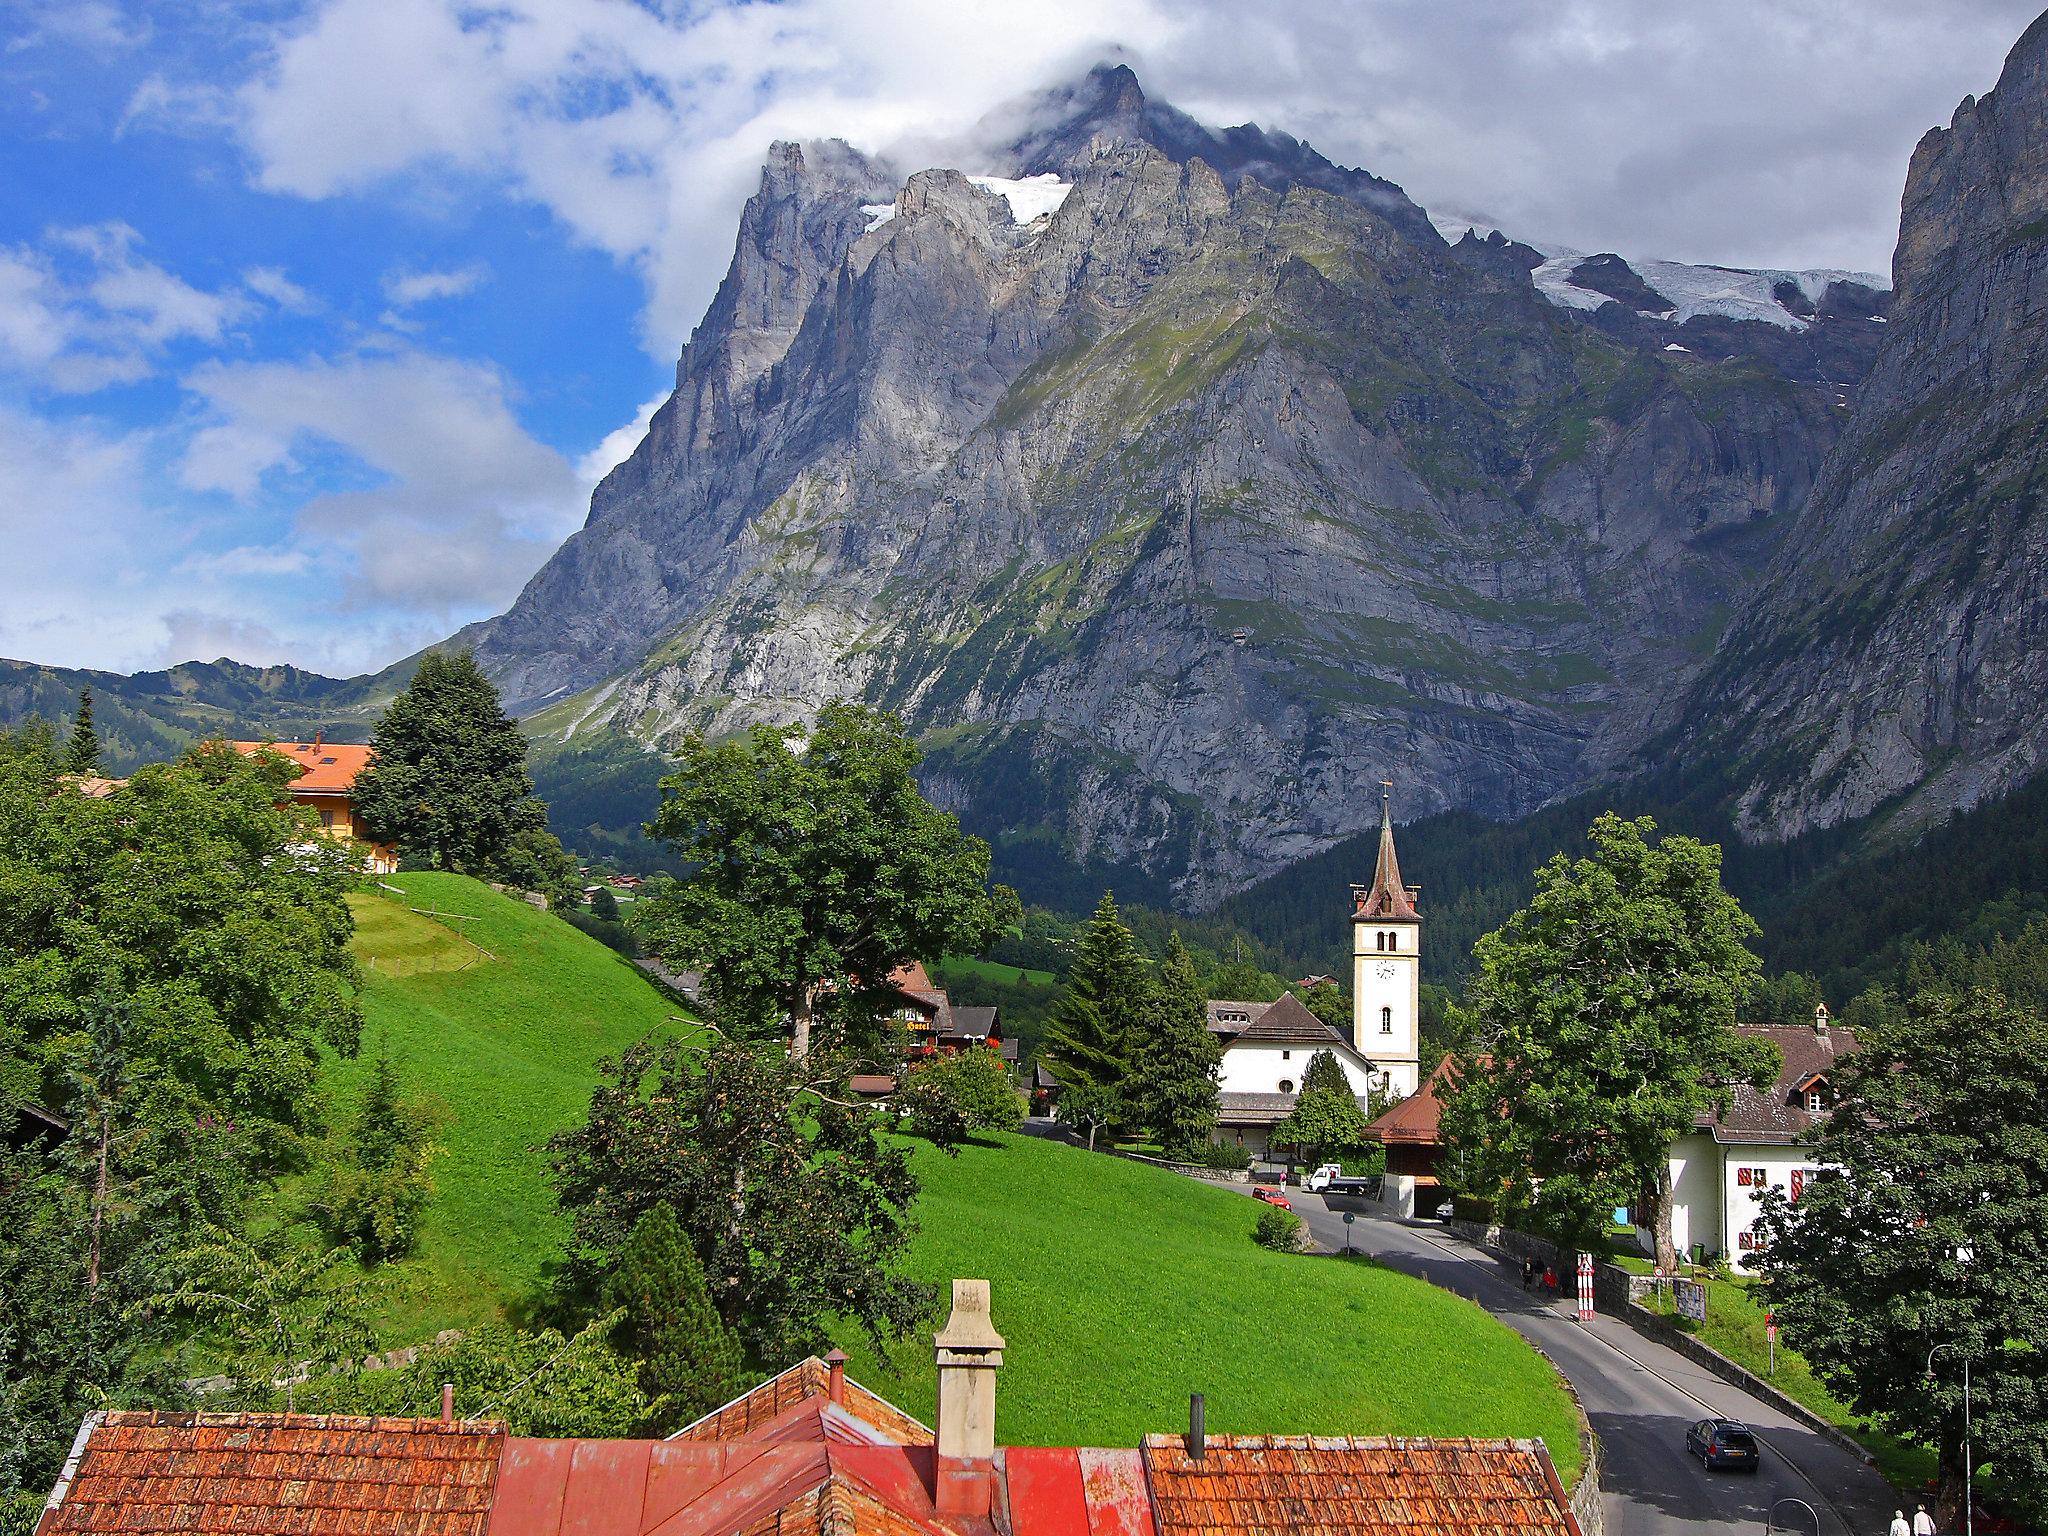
1649, 1006, 1855, 1262
232, 738, 397, 873
1210, 992, 1388, 1159
1349, 786, 1423, 1099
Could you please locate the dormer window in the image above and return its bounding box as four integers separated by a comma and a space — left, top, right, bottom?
1806, 1089, 1825, 1113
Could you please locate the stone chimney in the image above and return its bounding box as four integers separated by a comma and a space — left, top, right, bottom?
932, 1279, 1004, 1518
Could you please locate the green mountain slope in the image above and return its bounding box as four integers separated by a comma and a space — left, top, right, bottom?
332, 874, 695, 1335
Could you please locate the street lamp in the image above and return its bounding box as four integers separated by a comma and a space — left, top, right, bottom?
1927, 1343, 1973, 1536
1766, 1496, 1818, 1536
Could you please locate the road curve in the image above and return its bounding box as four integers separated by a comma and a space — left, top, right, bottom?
1284, 1192, 1899, 1536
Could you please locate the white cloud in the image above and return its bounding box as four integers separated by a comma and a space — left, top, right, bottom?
179, 349, 588, 612
575, 388, 669, 488
0, 222, 251, 391
383, 262, 487, 307
242, 265, 316, 312
219, 0, 2038, 356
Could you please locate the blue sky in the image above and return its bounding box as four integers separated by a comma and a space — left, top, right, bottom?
1, 0, 2036, 677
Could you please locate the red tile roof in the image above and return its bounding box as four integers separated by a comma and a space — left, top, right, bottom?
670, 1359, 933, 1448
1366, 1055, 1463, 1146
232, 740, 375, 795
1140, 1435, 1575, 1536
36, 1412, 503, 1536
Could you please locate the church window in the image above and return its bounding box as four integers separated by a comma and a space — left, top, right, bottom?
1281, 1050, 1290, 1060
1380, 1007, 1393, 1035
1279, 1079, 1294, 1094
1385, 931, 1397, 951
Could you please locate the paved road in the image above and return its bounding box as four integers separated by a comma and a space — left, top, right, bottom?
1278, 1191, 1899, 1536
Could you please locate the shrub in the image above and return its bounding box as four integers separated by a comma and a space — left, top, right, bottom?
304, 1048, 440, 1264
901, 1047, 1024, 1151
1253, 1205, 1307, 1253
1194, 1141, 1252, 1171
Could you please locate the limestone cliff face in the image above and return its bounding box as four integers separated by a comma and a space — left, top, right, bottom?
477, 67, 1877, 906
1676, 14, 2048, 843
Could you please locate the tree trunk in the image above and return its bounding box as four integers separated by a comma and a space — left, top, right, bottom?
88, 1107, 110, 1290
790, 986, 813, 1061
1651, 1158, 1678, 1273
1937, 1441, 1969, 1534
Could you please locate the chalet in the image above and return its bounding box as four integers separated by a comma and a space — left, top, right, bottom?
890, 962, 1018, 1066
1653, 1004, 1857, 1262
231, 737, 396, 874
1209, 991, 1388, 1160
33, 1280, 1585, 1536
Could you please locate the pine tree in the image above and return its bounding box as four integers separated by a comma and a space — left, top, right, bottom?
351, 652, 575, 898
1131, 933, 1222, 1158
63, 687, 100, 776
605, 1203, 751, 1433
1041, 892, 1151, 1128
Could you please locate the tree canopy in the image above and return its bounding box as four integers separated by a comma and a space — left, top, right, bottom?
549, 1037, 930, 1364
1443, 812, 1777, 1260
1273, 1050, 1370, 1166
351, 652, 577, 906
1753, 987, 2048, 1529
638, 702, 1016, 1056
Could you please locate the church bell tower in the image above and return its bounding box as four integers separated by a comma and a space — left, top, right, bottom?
1350, 783, 1422, 1099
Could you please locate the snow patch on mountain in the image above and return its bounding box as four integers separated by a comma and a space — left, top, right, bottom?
967, 173, 1072, 223
861, 202, 897, 232
1428, 212, 1886, 331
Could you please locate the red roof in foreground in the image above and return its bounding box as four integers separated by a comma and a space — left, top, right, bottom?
37, 1412, 502, 1536
40, 1363, 1579, 1536
232, 740, 375, 795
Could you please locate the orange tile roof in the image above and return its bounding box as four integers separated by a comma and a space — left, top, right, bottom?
1366, 1055, 1463, 1146
1139, 1435, 1575, 1536
232, 740, 375, 795
670, 1359, 933, 1448
37, 1412, 504, 1536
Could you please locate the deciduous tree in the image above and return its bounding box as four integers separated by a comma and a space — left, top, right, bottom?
638, 703, 1015, 1057
549, 1038, 930, 1364
1273, 1050, 1370, 1167
1445, 813, 1777, 1262
1752, 988, 2048, 1529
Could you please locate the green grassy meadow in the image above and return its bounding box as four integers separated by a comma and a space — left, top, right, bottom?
328, 879, 1579, 1472
936, 955, 1056, 987
332, 874, 695, 1335
834, 1133, 1583, 1476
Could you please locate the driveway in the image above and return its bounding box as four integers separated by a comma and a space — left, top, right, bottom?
1281, 1191, 1900, 1536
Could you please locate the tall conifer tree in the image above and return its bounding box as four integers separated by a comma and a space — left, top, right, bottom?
63, 686, 99, 775
1131, 932, 1222, 1158
606, 1203, 751, 1433
1041, 892, 1151, 1123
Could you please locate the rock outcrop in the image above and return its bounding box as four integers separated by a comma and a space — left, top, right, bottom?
473, 65, 1891, 906
1672, 12, 2048, 842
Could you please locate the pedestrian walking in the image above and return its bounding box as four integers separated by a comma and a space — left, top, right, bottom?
1521, 1258, 1536, 1290
1542, 1265, 1558, 1296
1890, 1512, 1911, 1536
1913, 1505, 1936, 1536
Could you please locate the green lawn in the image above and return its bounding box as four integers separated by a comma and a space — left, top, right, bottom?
329, 874, 695, 1337
834, 1133, 1584, 1479
937, 955, 1056, 987
1615, 1258, 1931, 1491
325, 886, 1581, 1474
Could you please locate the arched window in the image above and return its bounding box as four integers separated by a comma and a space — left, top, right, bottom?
1374, 932, 1384, 952
1380, 1006, 1393, 1035
1278, 1079, 1295, 1094
1385, 930, 1397, 951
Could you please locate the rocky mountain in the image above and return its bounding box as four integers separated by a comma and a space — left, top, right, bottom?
1669, 12, 2048, 844
469, 63, 1891, 906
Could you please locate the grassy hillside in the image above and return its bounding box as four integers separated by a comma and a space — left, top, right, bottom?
332, 873, 694, 1335
831, 1133, 1582, 1475
332, 879, 1580, 1469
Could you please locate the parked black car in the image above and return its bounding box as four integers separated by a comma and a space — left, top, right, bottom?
1685, 1419, 1760, 1471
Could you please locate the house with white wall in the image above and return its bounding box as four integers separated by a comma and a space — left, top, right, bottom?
1651, 1005, 1856, 1262
1209, 992, 1386, 1158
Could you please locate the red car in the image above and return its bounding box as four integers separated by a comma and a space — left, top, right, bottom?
1252, 1186, 1292, 1210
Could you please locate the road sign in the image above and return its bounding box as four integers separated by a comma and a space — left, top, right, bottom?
1576, 1251, 1595, 1321
1675, 1278, 1707, 1322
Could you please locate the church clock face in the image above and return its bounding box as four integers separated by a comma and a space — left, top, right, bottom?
1375, 961, 1397, 979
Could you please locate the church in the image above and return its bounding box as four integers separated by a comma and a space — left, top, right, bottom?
1210, 789, 1423, 1159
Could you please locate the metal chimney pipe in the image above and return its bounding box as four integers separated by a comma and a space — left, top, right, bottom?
1188, 1392, 1206, 1462
441, 1383, 454, 1423
825, 1348, 848, 1404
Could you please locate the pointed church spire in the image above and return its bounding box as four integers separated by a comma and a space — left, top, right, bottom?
1353, 781, 1419, 920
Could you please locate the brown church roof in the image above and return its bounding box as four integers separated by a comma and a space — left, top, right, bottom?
1218, 991, 1349, 1048
1352, 787, 1420, 922
1700, 1020, 1857, 1145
